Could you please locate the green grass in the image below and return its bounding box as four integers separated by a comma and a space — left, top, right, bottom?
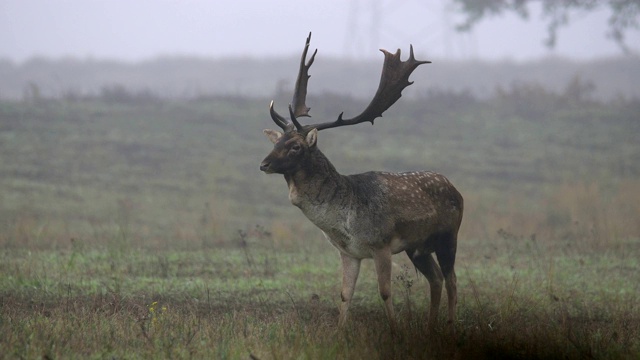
1, 92, 639, 358
1, 93, 638, 245
1, 231, 638, 359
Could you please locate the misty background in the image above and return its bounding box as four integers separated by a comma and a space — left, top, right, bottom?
1, 0, 639, 241
3, 0, 639, 61
1, 0, 640, 100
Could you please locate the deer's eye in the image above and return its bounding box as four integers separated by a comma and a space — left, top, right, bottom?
290, 143, 301, 153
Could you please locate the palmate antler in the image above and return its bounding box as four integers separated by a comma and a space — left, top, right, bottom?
270, 32, 430, 134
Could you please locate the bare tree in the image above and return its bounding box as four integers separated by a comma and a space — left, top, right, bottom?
454, 0, 639, 53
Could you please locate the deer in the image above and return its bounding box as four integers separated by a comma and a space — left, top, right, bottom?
260, 33, 463, 333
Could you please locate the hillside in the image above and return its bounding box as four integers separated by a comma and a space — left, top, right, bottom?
2, 55, 639, 101
1, 82, 638, 246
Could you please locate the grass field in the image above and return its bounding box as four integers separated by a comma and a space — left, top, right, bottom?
1, 89, 639, 358
2, 228, 638, 359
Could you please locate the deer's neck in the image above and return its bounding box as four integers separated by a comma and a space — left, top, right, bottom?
284, 148, 347, 208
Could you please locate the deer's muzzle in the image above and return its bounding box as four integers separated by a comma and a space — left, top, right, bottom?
260, 160, 273, 173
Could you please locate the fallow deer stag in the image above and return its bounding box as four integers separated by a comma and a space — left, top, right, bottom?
260, 33, 463, 332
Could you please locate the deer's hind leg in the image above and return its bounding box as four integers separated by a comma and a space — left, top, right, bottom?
434, 232, 458, 332
372, 247, 397, 333
406, 248, 443, 331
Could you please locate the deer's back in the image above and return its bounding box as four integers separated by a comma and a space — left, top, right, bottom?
345, 171, 463, 254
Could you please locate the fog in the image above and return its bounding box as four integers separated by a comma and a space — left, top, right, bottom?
2, 0, 638, 62
2, 4, 639, 356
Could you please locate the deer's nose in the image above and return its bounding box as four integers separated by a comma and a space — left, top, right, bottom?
259, 161, 270, 172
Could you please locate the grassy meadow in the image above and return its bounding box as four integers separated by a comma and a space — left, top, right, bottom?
1, 83, 639, 358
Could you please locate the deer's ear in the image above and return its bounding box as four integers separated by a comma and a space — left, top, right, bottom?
263, 129, 283, 144
305, 128, 318, 148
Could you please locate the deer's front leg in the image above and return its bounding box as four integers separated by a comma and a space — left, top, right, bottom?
338, 252, 361, 327
373, 247, 397, 332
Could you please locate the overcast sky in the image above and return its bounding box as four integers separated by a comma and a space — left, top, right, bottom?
1, 0, 638, 62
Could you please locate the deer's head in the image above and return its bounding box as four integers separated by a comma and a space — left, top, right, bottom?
260, 33, 429, 175
259, 126, 318, 175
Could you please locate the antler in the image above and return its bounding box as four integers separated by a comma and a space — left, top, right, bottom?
270, 33, 316, 132
292, 33, 316, 118
269, 33, 429, 134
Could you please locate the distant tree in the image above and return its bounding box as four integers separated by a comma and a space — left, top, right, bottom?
23, 81, 41, 103
454, 0, 640, 53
